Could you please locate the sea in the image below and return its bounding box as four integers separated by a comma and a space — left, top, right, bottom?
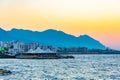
0, 54, 120, 80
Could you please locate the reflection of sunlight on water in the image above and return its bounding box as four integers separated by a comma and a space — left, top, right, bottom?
0, 54, 120, 80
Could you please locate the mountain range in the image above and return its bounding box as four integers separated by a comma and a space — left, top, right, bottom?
0, 28, 106, 49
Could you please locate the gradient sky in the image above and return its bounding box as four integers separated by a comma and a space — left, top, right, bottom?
0, 0, 120, 50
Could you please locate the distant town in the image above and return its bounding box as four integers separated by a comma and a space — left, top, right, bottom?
0, 41, 57, 55
0, 41, 120, 59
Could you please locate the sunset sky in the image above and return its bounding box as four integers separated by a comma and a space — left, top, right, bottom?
0, 0, 120, 50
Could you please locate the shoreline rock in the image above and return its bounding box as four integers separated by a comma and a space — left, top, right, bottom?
0, 69, 12, 75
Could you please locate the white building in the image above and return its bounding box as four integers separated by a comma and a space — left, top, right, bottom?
27, 47, 56, 53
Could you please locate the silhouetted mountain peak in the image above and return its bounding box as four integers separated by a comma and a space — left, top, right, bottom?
42, 29, 65, 34
79, 34, 94, 40
42, 29, 72, 37
79, 34, 91, 38
43, 29, 57, 31
0, 28, 106, 49
0, 27, 5, 31
10, 28, 19, 31
0, 28, 6, 33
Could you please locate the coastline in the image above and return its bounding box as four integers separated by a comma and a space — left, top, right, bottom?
0, 53, 120, 59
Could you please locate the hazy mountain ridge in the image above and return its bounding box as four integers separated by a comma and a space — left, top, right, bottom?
0, 28, 106, 49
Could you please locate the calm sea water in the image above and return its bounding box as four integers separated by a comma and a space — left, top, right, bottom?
0, 54, 120, 80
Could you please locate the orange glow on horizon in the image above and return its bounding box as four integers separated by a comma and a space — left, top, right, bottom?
0, 0, 120, 50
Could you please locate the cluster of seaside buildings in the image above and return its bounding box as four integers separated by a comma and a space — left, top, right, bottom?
0, 41, 57, 55
1, 41, 119, 56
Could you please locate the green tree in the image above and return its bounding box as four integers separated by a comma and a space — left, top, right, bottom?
0, 47, 7, 54
1, 47, 6, 52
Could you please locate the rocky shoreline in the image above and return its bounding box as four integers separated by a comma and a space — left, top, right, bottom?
0, 69, 12, 75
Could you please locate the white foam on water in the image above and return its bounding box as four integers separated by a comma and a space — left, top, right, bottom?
0, 54, 120, 80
